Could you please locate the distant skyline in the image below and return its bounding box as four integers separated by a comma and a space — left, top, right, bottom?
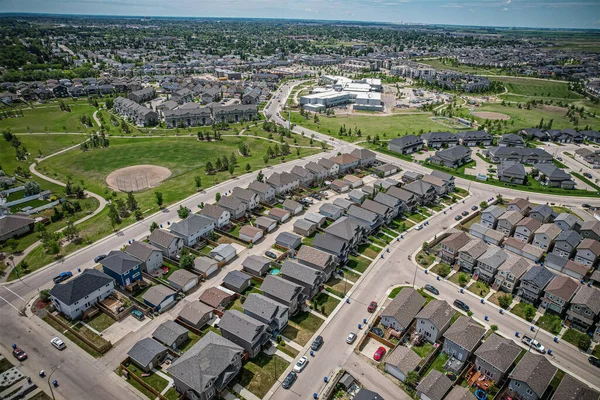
0, 0, 599, 29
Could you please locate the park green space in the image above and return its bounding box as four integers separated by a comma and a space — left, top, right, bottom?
0, 104, 97, 133
419, 58, 504, 75
491, 77, 583, 99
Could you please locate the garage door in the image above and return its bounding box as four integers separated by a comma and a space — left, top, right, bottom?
160, 295, 175, 310
205, 265, 218, 277
183, 279, 198, 292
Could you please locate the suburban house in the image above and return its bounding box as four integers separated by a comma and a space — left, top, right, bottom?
380, 288, 426, 332
268, 208, 291, 223
552, 374, 600, 400
474, 333, 521, 382
416, 370, 453, 400
100, 250, 143, 288
255, 216, 277, 233
124, 241, 163, 275
239, 225, 263, 243
481, 205, 506, 229
200, 204, 231, 228
574, 239, 600, 268
312, 234, 350, 264
305, 161, 329, 181
152, 320, 189, 350
219, 310, 270, 358
218, 196, 246, 220
532, 223, 561, 251
496, 211, 525, 236
243, 293, 289, 332
483, 228, 507, 246
421, 131, 458, 148
114, 97, 158, 126
281, 259, 326, 299
514, 217, 542, 243
282, 199, 303, 216
169, 214, 215, 247
414, 300, 455, 344
330, 179, 350, 193
475, 246, 508, 283
439, 232, 471, 265
487, 147, 553, 164
456, 130, 493, 146
324, 217, 367, 250
442, 316, 486, 373
429, 146, 472, 168
148, 229, 183, 259
374, 164, 399, 177
554, 213, 582, 232
384, 345, 422, 383
348, 189, 366, 204
319, 203, 344, 220
402, 180, 437, 205
498, 161, 526, 184
421, 175, 448, 196
457, 238, 488, 273
242, 255, 272, 277
347, 204, 381, 232
168, 332, 243, 400
49, 269, 115, 320
493, 255, 531, 293
210, 244, 237, 263
222, 271, 252, 294
330, 153, 360, 173
290, 166, 315, 187
305, 212, 327, 227
508, 353, 557, 400
266, 172, 299, 194
231, 187, 260, 211
351, 148, 377, 166
552, 230, 582, 259
0, 214, 35, 242
199, 287, 233, 309
275, 232, 303, 250
541, 275, 580, 315
373, 192, 405, 218
386, 186, 418, 213
388, 135, 424, 154
361, 199, 394, 225
332, 198, 354, 211
193, 256, 219, 278
499, 133, 525, 147
296, 245, 337, 279
248, 180, 276, 203
178, 301, 214, 329
261, 275, 307, 315
127, 338, 168, 373
532, 164, 575, 189
517, 265, 556, 305
566, 285, 600, 332
319, 158, 341, 177
529, 204, 555, 224
143, 285, 178, 312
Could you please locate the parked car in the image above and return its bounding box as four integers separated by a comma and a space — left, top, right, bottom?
461, 211, 469, 216
471, 206, 478, 211
94, 254, 107, 263
415, 224, 423, 230
265, 251, 277, 259
12, 347, 27, 361
582, 204, 591, 208
346, 332, 357, 344
373, 346, 387, 361
51, 337, 66, 350
589, 356, 600, 368
557, 157, 563, 161
293, 356, 308, 372
282, 371, 297, 389
424, 284, 439, 295
583, 172, 592, 179
131, 309, 145, 321
455, 215, 463, 221
521, 335, 546, 354
367, 301, 378, 313
311, 335, 324, 351
453, 299, 470, 312
53, 271, 73, 284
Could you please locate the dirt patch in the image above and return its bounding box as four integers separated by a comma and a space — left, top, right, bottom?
472, 111, 511, 120
106, 165, 171, 192
538, 104, 568, 114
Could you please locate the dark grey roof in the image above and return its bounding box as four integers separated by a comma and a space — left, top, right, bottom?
127, 338, 167, 367
167, 331, 243, 394
261, 275, 303, 302
416, 300, 454, 330
0, 214, 35, 236
223, 270, 252, 288
152, 320, 189, 347
373, 192, 400, 209
200, 204, 229, 221
170, 214, 214, 237
556, 230, 582, 247
510, 352, 557, 397
554, 212, 581, 227
347, 204, 379, 224
386, 186, 415, 202
101, 250, 141, 275
403, 180, 434, 196
361, 199, 391, 216
275, 232, 302, 248
324, 217, 362, 242
530, 204, 554, 218
443, 316, 485, 352
499, 161, 526, 177
389, 134, 423, 147
243, 293, 288, 321
383, 288, 426, 329
445, 386, 477, 400
319, 203, 344, 216
125, 241, 162, 262
353, 388, 385, 400
281, 259, 324, 286
50, 269, 114, 306
475, 333, 521, 373
143, 285, 176, 306
218, 195, 244, 211
312, 233, 347, 255
422, 131, 457, 142
416, 370, 453, 400
219, 310, 266, 343
431, 145, 471, 162
521, 265, 556, 289
456, 130, 492, 140
248, 180, 273, 194
534, 163, 572, 181
551, 373, 600, 400
384, 345, 421, 375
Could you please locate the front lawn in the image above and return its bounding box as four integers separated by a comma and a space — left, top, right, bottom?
340, 269, 361, 282
468, 281, 490, 298
407, 212, 426, 222
510, 302, 536, 322
412, 341, 434, 358
284, 311, 325, 346
488, 291, 512, 309
416, 250, 436, 268
449, 272, 470, 287
430, 263, 452, 278
345, 255, 371, 273
325, 277, 352, 298
593, 344, 600, 358
389, 286, 405, 299
277, 343, 299, 359
358, 243, 380, 259
562, 328, 591, 351
237, 353, 290, 399
536, 313, 563, 335
312, 292, 341, 316
85, 313, 115, 333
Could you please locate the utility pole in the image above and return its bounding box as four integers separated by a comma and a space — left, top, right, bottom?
48, 366, 60, 400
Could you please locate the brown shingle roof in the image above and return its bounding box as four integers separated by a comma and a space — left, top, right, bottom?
199, 287, 232, 308
509, 352, 557, 397
544, 275, 580, 301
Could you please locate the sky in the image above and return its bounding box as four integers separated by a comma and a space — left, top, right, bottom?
0, 0, 599, 29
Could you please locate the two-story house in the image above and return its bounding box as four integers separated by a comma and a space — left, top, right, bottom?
323, 217, 367, 250
261, 275, 307, 315
531, 223, 561, 251
347, 204, 382, 233
49, 269, 115, 320
415, 300, 455, 344
266, 171, 300, 195
474, 333, 521, 383
581, 221, 600, 241
248, 180, 276, 203
124, 241, 164, 275
281, 259, 326, 299
566, 285, 600, 332
574, 239, 600, 268
439, 232, 471, 265
219, 310, 270, 358
380, 288, 426, 332
402, 180, 437, 205
296, 245, 337, 280
361, 199, 394, 225
386, 186, 418, 214
304, 161, 329, 181
231, 187, 260, 211
554, 213, 582, 232
243, 293, 289, 333
541, 275, 580, 315
507, 198, 532, 215
528, 204, 555, 224
373, 192, 405, 218
442, 316, 486, 373
388, 135, 424, 154
100, 250, 143, 288
552, 230, 582, 259
351, 148, 377, 167
218, 196, 247, 220
508, 353, 557, 400
318, 158, 340, 177
200, 204, 231, 228
514, 217, 542, 243
494, 255, 531, 294
475, 247, 508, 283
330, 153, 360, 173
168, 332, 243, 400
496, 210, 525, 236
457, 238, 488, 273
517, 265, 556, 305
481, 205, 506, 229
148, 229, 184, 259
290, 166, 315, 187
169, 214, 215, 247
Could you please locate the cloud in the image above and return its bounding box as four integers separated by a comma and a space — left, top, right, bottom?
505, 0, 511, 3
503, 7, 509, 10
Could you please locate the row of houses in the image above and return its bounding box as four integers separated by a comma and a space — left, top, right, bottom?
388, 131, 494, 155
519, 128, 600, 144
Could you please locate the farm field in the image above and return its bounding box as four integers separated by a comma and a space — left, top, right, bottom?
0, 104, 97, 133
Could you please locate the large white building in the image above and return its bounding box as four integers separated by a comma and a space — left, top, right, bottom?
300, 75, 383, 112
391, 63, 437, 79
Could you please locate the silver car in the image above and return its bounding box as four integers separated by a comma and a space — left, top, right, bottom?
346, 332, 357, 344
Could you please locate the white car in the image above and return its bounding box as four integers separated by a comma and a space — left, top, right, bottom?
346, 332, 357, 344
293, 356, 309, 373
51, 337, 66, 350
415, 224, 423, 230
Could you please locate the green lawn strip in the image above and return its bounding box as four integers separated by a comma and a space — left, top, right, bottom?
552, 159, 568, 169
510, 302, 536, 322
535, 313, 563, 335
418, 207, 432, 217
368, 235, 388, 247
380, 227, 398, 237
85, 313, 115, 333
277, 343, 299, 358
340, 269, 361, 283
593, 344, 600, 358
424, 352, 449, 376
572, 172, 600, 191
159, 261, 181, 281
116, 367, 157, 400
312, 292, 341, 316
126, 363, 169, 394
284, 311, 325, 346
325, 277, 352, 298
562, 328, 591, 351
237, 353, 290, 399
430, 263, 452, 277
407, 212, 426, 223
411, 341, 434, 358
164, 388, 180, 400
42, 315, 101, 358
226, 298, 244, 312
389, 286, 404, 299
345, 255, 371, 273
358, 243, 379, 259
467, 281, 490, 298
71, 322, 110, 348
416, 250, 436, 268
448, 272, 470, 287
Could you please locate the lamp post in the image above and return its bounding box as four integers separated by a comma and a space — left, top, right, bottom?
47, 366, 60, 400
528, 326, 540, 353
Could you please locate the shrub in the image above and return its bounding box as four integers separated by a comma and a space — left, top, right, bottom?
491, 325, 499, 331
438, 264, 451, 278
458, 273, 469, 287
498, 294, 513, 309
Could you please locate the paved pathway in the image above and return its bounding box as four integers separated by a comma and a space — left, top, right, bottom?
233, 384, 261, 400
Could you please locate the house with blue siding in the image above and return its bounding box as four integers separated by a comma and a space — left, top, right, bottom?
100, 250, 143, 288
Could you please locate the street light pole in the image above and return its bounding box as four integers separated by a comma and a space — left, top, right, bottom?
47, 366, 60, 400
528, 327, 540, 353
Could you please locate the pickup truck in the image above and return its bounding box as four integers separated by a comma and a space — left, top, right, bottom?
53, 271, 73, 284
521, 335, 546, 354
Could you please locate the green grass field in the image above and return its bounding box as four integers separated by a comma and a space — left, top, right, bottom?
420, 58, 504, 75
491, 77, 583, 99
0, 104, 97, 133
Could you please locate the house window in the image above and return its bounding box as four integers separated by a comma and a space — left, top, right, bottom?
526, 389, 534, 396
514, 381, 521, 388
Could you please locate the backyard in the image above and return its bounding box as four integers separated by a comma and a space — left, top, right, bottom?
562, 328, 592, 351
416, 250, 436, 268
117, 363, 169, 400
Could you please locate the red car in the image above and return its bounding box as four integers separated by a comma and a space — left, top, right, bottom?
373, 346, 386, 361
367, 301, 378, 313
12, 347, 27, 361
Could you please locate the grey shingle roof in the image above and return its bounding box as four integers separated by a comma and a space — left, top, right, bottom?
168, 331, 243, 394
297, 245, 332, 268
389, 134, 423, 147
0, 214, 35, 236
149, 229, 179, 248
200, 204, 228, 221
555, 212, 581, 228
281, 259, 324, 286
319, 203, 344, 216
571, 285, 600, 314
544, 275, 580, 302
143, 285, 176, 306
416, 300, 454, 330
125, 241, 162, 262
242, 255, 271, 274
373, 192, 400, 209
475, 333, 521, 374
499, 210, 525, 225
347, 204, 379, 224
218, 196, 244, 211
170, 214, 214, 237
482, 205, 506, 219
459, 238, 488, 259
178, 301, 213, 325
403, 180, 434, 196
168, 269, 197, 288
223, 270, 252, 289
521, 265, 556, 289
199, 287, 232, 308
312, 234, 346, 255
383, 288, 426, 330
416, 370, 453, 400
361, 199, 391, 216
152, 320, 188, 347
50, 269, 114, 306
219, 310, 266, 343
531, 204, 554, 218
551, 373, 600, 400
261, 275, 303, 302
477, 247, 508, 268
101, 250, 141, 275
556, 230, 582, 247
275, 231, 302, 248
384, 345, 421, 375
127, 338, 166, 368
443, 316, 485, 352
445, 386, 477, 400
510, 352, 557, 397
248, 180, 272, 195
324, 217, 362, 241
243, 293, 287, 321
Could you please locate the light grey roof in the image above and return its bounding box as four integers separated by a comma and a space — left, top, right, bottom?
555, 212, 581, 227
294, 219, 316, 232
275, 231, 302, 248
223, 270, 252, 288
125, 241, 162, 262
319, 203, 344, 216
261, 275, 303, 302
415, 300, 454, 330
193, 256, 218, 273
571, 285, 600, 314
443, 316, 485, 352
210, 243, 236, 258
281, 259, 324, 286
101, 250, 141, 275
282, 199, 302, 211
242, 255, 271, 274
200, 204, 228, 220
347, 204, 379, 224
441, 232, 471, 251
551, 373, 600, 400
304, 212, 325, 224
149, 229, 179, 248
0, 215, 35, 236
385, 345, 421, 375
152, 320, 188, 347
324, 217, 363, 241
297, 245, 333, 268
219, 310, 266, 343
534, 223, 561, 238
544, 276, 580, 301
50, 269, 114, 306
312, 233, 347, 255
267, 171, 298, 187
403, 180, 434, 196
459, 238, 488, 259
475, 333, 521, 373
351, 147, 376, 160
383, 288, 426, 329
128, 338, 167, 367
430, 170, 453, 182
510, 352, 557, 397
373, 192, 400, 209
482, 205, 506, 219
170, 214, 214, 237
243, 293, 288, 321
248, 180, 272, 194
445, 386, 477, 400
143, 285, 176, 306
498, 254, 530, 277
168, 269, 198, 287
348, 189, 366, 200
499, 210, 525, 225
477, 247, 508, 268
416, 370, 453, 400
361, 199, 391, 216
168, 331, 243, 394
470, 223, 489, 236
255, 216, 277, 228
305, 161, 327, 174
178, 301, 213, 325
218, 195, 244, 211
333, 198, 354, 210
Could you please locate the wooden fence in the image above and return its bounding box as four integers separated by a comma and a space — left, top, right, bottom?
119, 358, 169, 400
46, 312, 112, 354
